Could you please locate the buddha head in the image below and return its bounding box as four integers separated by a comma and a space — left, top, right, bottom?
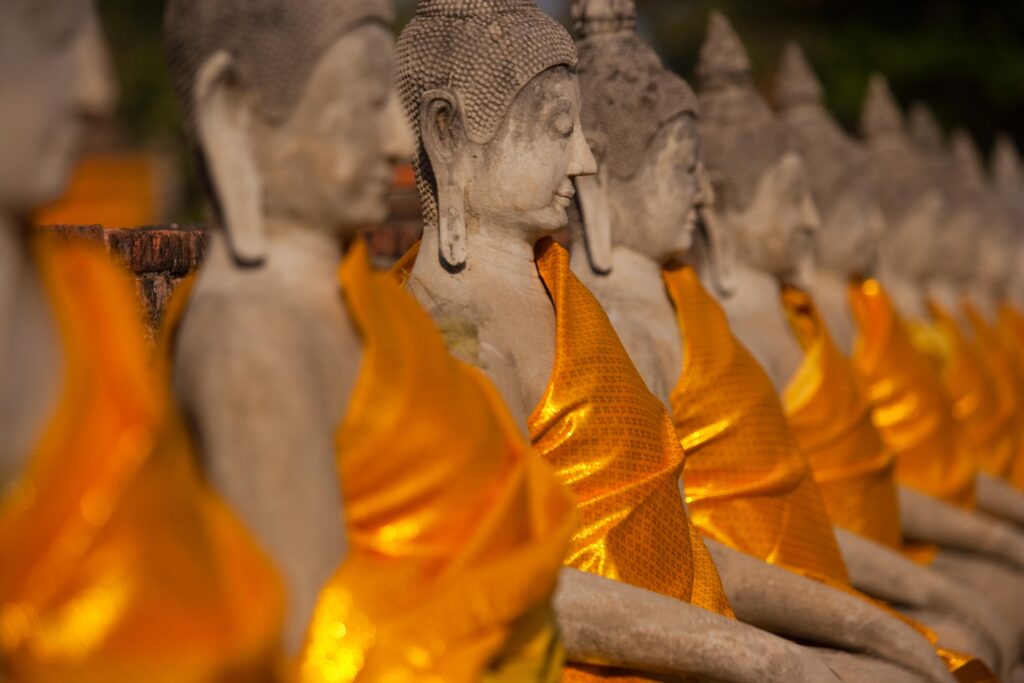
859, 76, 947, 285
697, 12, 820, 288
570, 0, 708, 277
774, 43, 885, 280
947, 130, 1013, 298
397, 0, 596, 271
164, 0, 411, 266
992, 135, 1024, 303
0, 0, 115, 216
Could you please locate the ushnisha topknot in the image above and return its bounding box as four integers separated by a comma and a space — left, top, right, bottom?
573, 0, 699, 179
164, 0, 392, 136
773, 42, 872, 217
397, 0, 578, 232
950, 128, 987, 191
992, 133, 1023, 197
696, 11, 792, 212
859, 74, 905, 142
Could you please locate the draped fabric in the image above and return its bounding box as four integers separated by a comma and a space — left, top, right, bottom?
1, 236, 284, 683
529, 240, 732, 683
961, 303, 1022, 483
780, 287, 902, 551
300, 238, 576, 683
997, 304, 1024, 490
919, 302, 1015, 482
662, 267, 849, 587
848, 279, 977, 509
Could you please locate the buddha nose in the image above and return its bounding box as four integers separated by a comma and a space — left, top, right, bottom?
74, 9, 118, 119
570, 125, 598, 178
383, 90, 415, 164
800, 192, 822, 237
694, 162, 715, 209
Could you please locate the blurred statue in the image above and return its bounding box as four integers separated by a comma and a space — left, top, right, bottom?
566, 7, 969, 681
165, 1, 577, 678
775, 44, 1016, 678
393, 1, 853, 681
857, 78, 1024, 665
0, 1, 283, 679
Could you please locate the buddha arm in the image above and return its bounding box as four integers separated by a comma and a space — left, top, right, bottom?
898, 486, 1024, 571
704, 540, 955, 683
976, 474, 1024, 527
552, 568, 842, 683
175, 300, 348, 655
834, 527, 1012, 673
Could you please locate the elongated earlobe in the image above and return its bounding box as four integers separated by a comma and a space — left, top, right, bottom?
420, 89, 467, 271
576, 164, 613, 275
698, 206, 736, 298
194, 51, 266, 267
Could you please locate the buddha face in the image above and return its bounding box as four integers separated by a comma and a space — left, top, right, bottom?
0, 0, 113, 214
251, 24, 411, 237
424, 66, 596, 245
607, 115, 705, 264
818, 185, 886, 278
930, 202, 978, 285
722, 151, 821, 282
883, 190, 945, 283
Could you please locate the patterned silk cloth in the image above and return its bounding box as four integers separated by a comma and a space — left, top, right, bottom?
917, 301, 1016, 483
780, 287, 902, 551
530, 240, 732, 683
662, 267, 849, 587
1, 236, 284, 682
848, 279, 977, 509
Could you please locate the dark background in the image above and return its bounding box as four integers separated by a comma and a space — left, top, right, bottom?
100, 0, 1024, 221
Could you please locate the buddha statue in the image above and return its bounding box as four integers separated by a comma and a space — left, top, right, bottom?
566, 8, 989, 681
165, 0, 583, 678
394, 1, 850, 681
775, 44, 1023, 678
852, 76, 1024, 657
0, 1, 284, 679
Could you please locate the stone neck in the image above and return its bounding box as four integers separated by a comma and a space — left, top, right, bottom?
575, 242, 667, 303
412, 222, 549, 302
0, 215, 32, 350
205, 218, 344, 300
877, 263, 927, 321
810, 268, 856, 355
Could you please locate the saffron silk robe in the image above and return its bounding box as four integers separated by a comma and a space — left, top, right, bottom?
848, 279, 977, 510
167, 239, 577, 683
0, 236, 284, 683
397, 240, 734, 683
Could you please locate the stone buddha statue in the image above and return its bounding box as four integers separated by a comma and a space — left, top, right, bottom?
774, 44, 1022, 679
166, 0, 585, 679
1, 1, 284, 679
394, 1, 851, 681
564, 7, 979, 681
854, 78, 1024, 662
992, 134, 1024, 312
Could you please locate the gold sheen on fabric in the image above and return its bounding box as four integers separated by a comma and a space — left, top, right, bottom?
1, 236, 285, 682
530, 240, 732, 683
848, 279, 976, 509
780, 287, 902, 551
295, 238, 576, 683
662, 267, 849, 587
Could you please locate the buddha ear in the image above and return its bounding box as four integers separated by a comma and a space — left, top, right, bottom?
420, 88, 467, 271
194, 50, 266, 267
695, 166, 736, 297
575, 132, 613, 274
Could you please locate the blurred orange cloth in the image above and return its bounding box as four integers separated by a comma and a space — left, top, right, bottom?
998, 304, 1024, 490
663, 267, 849, 587
848, 279, 976, 509
289, 239, 576, 683
530, 241, 732, 683
932, 303, 1013, 480
781, 287, 902, 551
33, 154, 157, 229
0, 236, 284, 682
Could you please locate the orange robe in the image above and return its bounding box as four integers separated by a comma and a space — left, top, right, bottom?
780, 287, 902, 551
997, 304, 1024, 489
921, 302, 1016, 483
167, 239, 577, 683
848, 279, 976, 509
529, 241, 732, 683
1, 236, 284, 682
662, 267, 849, 587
